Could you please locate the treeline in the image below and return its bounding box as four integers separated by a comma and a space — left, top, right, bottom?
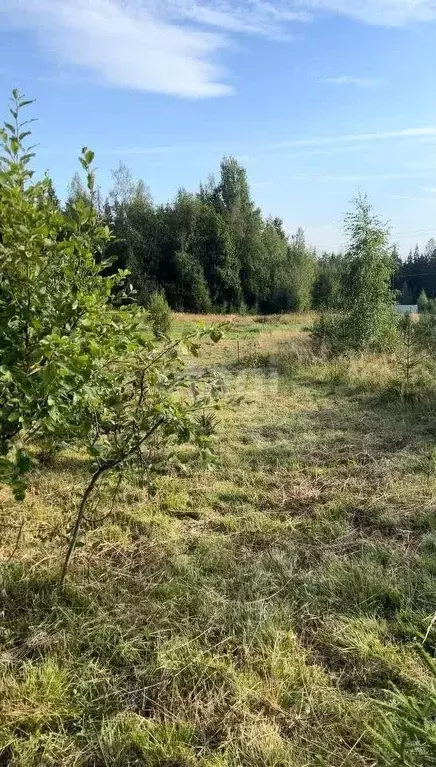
68, 158, 317, 314
394, 240, 436, 304
313, 241, 436, 310
67, 157, 436, 315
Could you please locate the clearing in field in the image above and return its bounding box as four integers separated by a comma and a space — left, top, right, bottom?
1, 313, 435, 766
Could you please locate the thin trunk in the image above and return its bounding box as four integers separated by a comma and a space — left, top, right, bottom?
59, 467, 103, 585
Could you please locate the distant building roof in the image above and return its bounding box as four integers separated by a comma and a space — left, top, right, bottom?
395, 304, 418, 314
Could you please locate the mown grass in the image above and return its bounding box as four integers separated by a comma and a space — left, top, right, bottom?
1, 313, 435, 766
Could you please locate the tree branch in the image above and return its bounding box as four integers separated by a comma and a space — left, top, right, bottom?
59, 417, 165, 584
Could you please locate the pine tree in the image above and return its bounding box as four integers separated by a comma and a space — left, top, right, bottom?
399, 281, 413, 305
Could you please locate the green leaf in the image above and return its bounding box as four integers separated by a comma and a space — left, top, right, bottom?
16, 448, 31, 474
42, 362, 57, 386
85, 149, 95, 165
0, 365, 13, 383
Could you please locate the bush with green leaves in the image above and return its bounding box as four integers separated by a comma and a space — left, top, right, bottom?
148, 290, 173, 338
0, 92, 223, 579
417, 289, 429, 314
0, 90, 123, 500
311, 311, 345, 357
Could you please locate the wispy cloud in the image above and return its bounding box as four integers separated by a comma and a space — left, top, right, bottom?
291, 171, 431, 181
271, 127, 436, 150
0, 0, 233, 98
41, 126, 436, 160
303, 0, 436, 27
323, 75, 382, 87
170, 0, 436, 32
1, 1, 436, 99
171, 1, 436, 31
392, 193, 436, 201
154, 1, 311, 38
0, 0, 315, 98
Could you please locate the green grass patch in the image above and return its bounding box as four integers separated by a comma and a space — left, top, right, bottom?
1, 321, 436, 765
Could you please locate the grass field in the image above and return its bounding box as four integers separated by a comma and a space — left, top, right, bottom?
1, 312, 435, 766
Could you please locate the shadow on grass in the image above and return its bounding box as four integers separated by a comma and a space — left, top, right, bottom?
237, 394, 431, 472
0, 564, 92, 621
300, 371, 436, 452
35, 452, 90, 474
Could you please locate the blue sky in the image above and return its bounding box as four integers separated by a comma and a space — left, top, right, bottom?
1, 1, 436, 255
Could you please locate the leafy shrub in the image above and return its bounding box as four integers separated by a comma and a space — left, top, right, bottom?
417, 289, 429, 313
0, 90, 123, 500
0, 91, 223, 580
148, 291, 172, 338
311, 312, 346, 356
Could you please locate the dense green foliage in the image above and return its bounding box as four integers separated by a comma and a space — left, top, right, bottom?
313, 195, 398, 353
79, 159, 318, 314
0, 91, 123, 500
59, 128, 436, 319
0, 93, 222, 577
394, 239, 436, 303
147, 291, 173, 338
315, 240, 436, 312
340, 194, 397, 350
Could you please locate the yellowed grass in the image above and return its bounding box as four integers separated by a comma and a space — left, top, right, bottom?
1, 321, 436, 766
173, 310, 315, 327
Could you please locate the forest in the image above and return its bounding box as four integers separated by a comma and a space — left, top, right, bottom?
67, 156, 436, 315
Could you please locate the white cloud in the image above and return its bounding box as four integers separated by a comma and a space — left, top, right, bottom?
392, 193, 436, 201
291, 170, 431, 181
0, 0, 316, 99
1, 1, 436, 99
271, 127, 436, 149
302, 0, 436, 26
153, 1, 311, 37
0, 0, 233, 98
176, 1, 436, 31
323, 75, 382, 87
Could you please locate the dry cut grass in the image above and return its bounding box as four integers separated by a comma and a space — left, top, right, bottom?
0, 313, 435, 766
